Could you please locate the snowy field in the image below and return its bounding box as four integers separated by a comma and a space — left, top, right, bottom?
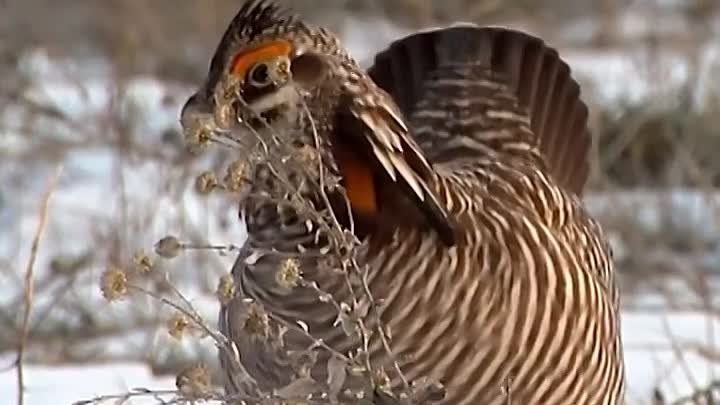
0, 312, 720, 405
1, 15, 720, 405
1, 312, 718, 405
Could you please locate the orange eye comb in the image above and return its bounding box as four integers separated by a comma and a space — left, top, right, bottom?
230, 40, 292, 78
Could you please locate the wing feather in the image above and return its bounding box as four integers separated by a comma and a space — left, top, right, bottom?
340, 85, 455, 245
367, 136, 398, 181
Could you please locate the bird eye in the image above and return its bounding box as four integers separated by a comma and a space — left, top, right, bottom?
247, 62, 272, 87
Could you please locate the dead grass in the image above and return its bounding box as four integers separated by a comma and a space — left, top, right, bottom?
15, 165, 62, 405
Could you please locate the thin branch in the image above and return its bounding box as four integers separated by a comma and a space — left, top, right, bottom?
16, 164, 63, 405
661, 315, 701, 394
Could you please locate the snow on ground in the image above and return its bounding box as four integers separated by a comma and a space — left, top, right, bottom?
622, 311, 720, 404
585, 189, 720, 267
0, 358, 174, 405
1, 16, 719, 405
0, 312, 716, 405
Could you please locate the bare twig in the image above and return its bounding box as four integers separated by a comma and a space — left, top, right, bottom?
128, 283, 232, 355
661, 315, 701, 394
16, 164, 63, 405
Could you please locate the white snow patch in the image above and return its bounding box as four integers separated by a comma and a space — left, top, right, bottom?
0, 359, 175, 405
0, 311, 715, 405
622, 311, 720, 403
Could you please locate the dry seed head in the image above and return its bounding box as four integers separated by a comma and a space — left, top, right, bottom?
243, 302, 270, 340
276, 257, 301, 290
183, 117, 214, 151
223, 160, 248, 192
216, 273, 236, 305
213, 75, 242, 129
176, 362, 212, 397
214, 102, 236, 130
132, 250, 153, 274
195, 171, 219, 195
100, 266, 129, 302
155, 235, 182, 259
293, 145, 323, 179
294, 144, 320, 164
168, 312, 190, 340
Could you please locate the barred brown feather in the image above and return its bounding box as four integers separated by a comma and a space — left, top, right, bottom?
368, 25, 592, 195
180, 4, 626, 405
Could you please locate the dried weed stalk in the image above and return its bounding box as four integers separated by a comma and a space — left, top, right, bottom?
16, 165, 63, 405
190, 83, 418, 397
79, 79, 446, 404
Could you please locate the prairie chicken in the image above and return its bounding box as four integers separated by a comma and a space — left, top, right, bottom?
180, 1, 626, 404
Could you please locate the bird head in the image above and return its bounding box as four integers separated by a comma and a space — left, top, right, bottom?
180, 0, 353, 144
180, 0, 456, 246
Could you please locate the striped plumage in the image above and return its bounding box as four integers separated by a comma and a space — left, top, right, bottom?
180, 2, 626, 404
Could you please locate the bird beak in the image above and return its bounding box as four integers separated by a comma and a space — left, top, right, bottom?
179, 89, 240, 151
180, 91, 217, 127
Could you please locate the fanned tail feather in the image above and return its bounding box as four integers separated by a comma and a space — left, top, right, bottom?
368, 25, 592, 195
